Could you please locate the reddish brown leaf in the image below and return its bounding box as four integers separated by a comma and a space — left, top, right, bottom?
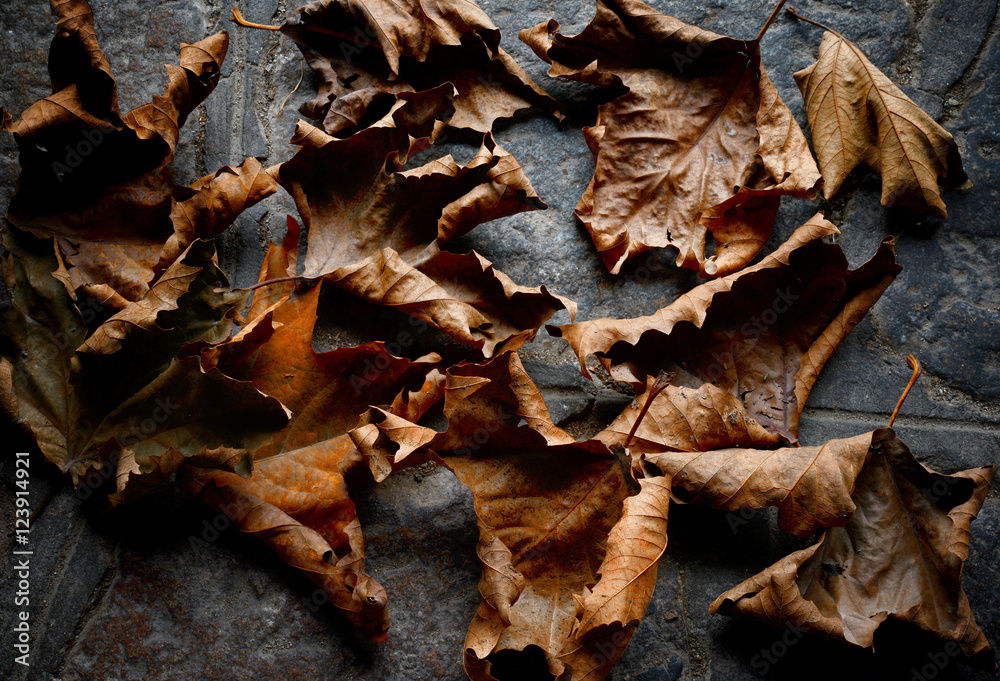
1, 226, 288, 484
521, 0, 821, 276
350, 353, 668, 680
597, 377, 783, 456
551, 214, 901, 440
274, 89, 575, 356
80, 241, 247, 355
179, 231, 442, 637
273, 0, 560, 136
574, 475, 671, 639
646, 432, 873, 537
2, 0, 275, 302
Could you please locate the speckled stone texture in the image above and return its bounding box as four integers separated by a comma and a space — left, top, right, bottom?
1, 0, 999, 680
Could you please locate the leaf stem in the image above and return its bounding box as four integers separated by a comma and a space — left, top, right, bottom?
755, 0, 789, 42
625, 371, 674, 449
236, 275, 306, 292
785, 7, 845, 39
230, 8, 281, 31
887, 354, 921, 428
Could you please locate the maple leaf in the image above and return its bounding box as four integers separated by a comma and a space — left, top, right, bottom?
350, 353, 669, 680
1, 0, 276, 303
0, 226, 289, 485
712, 428, 996, 660
236, 0, 560, 137
789, 9, 969, 218
521, 0, 821, 276
273, 88, 575, 356
177, 226, 442, 638
551, 213, 901, 441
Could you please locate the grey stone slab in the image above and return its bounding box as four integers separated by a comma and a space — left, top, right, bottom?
0, 0, 53, 221
916, 0, 997, 95
57, 489, 363, 681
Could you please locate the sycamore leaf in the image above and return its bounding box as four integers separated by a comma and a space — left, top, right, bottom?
574, 475, 671, 640
794, 25, 968, 218
647, 433, 873, 537
80, 240, 247, 355
350, 353, 668, 681
0, 226, 288, 484
178, 230, 442, 638
162, 158, 278, 267
595, 372, 878, 538
520, 0, 821, 276
712, 428, 996, 659
272, 0, 560, 136
292, 0, 500, 72
274, 89, 575, 356
597, 377, 783, 455
598, 375, 872, 538
2, 0, 275, 302
551, 213, 901, 441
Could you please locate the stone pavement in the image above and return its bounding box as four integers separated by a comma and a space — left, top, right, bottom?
1, 0, 998, 679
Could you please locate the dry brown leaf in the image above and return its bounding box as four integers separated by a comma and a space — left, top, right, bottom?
109, 445, 251, 506
274, 89, 575, 356
551, 213, 901, 441
597, 377, 783, 455
712, 428, 996, 659
596, 373, 876, 537
350, 353, 668, 680
162, 158, 278, 268
574, 475, 671, 640
1, 226, 288, 484
80, 241, 246, 355
178, 230, 442, 638
793, 19, 968, 217
271, 0, 560, 136
521, 0, 821, 276
2, 0, 275, 302
646, 432, 873, 537
0, 357, 17, 424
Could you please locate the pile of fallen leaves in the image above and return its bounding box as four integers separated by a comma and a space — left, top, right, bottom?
1, 0, 995, 677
